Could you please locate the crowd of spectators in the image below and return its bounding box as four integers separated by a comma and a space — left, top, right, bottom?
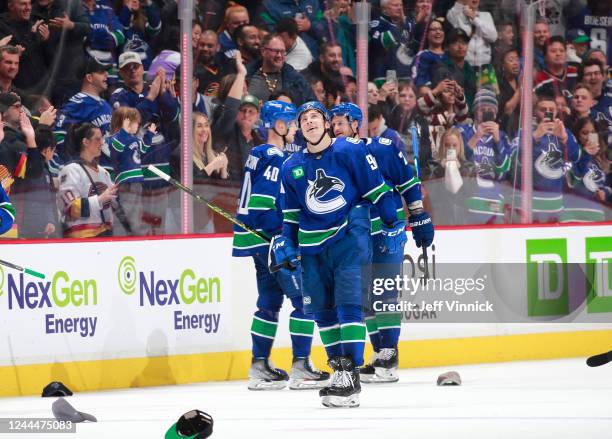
0, 0, 610, 238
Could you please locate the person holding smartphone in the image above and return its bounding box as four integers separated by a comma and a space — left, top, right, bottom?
456, 87, 511, 224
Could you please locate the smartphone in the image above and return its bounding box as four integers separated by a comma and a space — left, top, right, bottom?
544, 111, 554, 121
482, 110, 495, 123
588, 133, 599, 145
295, 12, 305, 20
386, 69, 397, 85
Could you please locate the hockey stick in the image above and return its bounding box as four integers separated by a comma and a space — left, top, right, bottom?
146, 165, 272, 242
586, 351, 612, 367
0, 259, 45, 279
411, 126, 429, 280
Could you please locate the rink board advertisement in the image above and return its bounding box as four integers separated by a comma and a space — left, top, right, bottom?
1, 223, 612, 395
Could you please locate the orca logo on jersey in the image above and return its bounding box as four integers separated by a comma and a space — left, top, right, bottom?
535, 142, 564, 180
305, 169, 347, 214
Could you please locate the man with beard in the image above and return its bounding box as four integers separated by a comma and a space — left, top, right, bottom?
234, 24, 261, 65
302, 42, 346, 100
196, 30, 234, 97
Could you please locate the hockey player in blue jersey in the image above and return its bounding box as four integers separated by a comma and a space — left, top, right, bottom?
330, 102, 434, 383
272, 101, 405, 408
232, 100, 329, 391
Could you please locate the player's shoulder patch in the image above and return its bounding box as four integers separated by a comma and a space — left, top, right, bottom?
369, 20, 379, 28
378, 137, 392, 145
267, 146, 284, 157
344, 136, 361, 144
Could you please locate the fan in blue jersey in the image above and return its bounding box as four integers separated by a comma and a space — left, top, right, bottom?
273, 101, 404, 408
232, 100, 329, 391
53, 59, 113, 176
456, 88, 512, 224
0, 184, 15, 236
330, 102, 434, 383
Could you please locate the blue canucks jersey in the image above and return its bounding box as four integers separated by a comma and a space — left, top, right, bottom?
369, 14, 417, 81
280, 137, 397, 254
0, 186, 15, 235
109, 128, 152, 185
568, 153, 610, 199
530, 129, 580, 193
232, 144, 287, 256
457, 124, 512, 185
85, 3, 125, 53
52, 93, 113, 174
364, 137, 422, 234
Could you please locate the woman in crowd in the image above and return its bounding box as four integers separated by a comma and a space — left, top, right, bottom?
497, 48, 521, 137
564, 117, 611, 222
412, 17, 446, 90
57, 124, 117, 238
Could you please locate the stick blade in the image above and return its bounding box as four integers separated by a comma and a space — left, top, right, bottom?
586, 351, 612, 367
147, 165, 170, 181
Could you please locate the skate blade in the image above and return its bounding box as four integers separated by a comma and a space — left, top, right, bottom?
359, 373, 377, 383
248, 378, 287, 391
373, 366, 399, 383
289, 378, 330, 390
321, 394, 360, 408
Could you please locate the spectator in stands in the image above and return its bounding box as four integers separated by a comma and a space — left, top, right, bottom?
418, 76, 469, 160
534, 36, 578, 99
579, 59, 612, 126
174, 64, 216, 119
110, 51, 179, 135
276, 18, 312, 72
24, 94, 57, 127
31, 0, 90, 107
524, 92, 581, 223
497, 48, 521, 136
82, 0, 124, 77
196, 30, 234, 97
309, 76, 325, 105
196, 0, 225, 32
565, 29, 590, 67
108, 106, 156, 236
0, 0, 50, 95
492, 19, 515, 72
302, 42, 346, 99
571, 83, 596, 120
369, 0, 421, 84
369, 103, 407, 154
234, 24, 261, 65
434, 28, 476, 109
312, 0, 356, 74
15, 126, 57, 238
117, 0, 162, 70
446, 0, 497, 70
57, 123, 116, 238
565, 117, 610, 222
502, 0, 584, 38
412, 17, 446, 89
259, 0, 321, 58
218, 4, 249, 59
53, 58, 113, 174
529, 19, 550, 70
570, 0, 612, 70
0, 45, 19, 95
368, 82, 380, 105
457, 88, 511, 224
246, 34, 315, 105
192, 19, 202, 48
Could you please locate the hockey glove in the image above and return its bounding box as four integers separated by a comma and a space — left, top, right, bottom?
379, 221, 407, 254
408, 211, 434, 248
269, 235, 299, 273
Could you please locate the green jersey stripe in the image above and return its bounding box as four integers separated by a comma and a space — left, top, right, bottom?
298, 220, 347, 246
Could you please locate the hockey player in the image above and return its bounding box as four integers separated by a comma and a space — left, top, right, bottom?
271, 101, 406, 408
330, 102, 434, 383
232, 100, 329, 391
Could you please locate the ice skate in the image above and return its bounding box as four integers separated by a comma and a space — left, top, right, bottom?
359, 351, 379, 383
371, 348, 399, 383
248, 358, 289, 390
289, 357, 330, 390
320, 356, 361, 408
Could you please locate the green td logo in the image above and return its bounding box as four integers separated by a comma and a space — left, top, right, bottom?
526, 239, 569, 316
586, 237, 612, 313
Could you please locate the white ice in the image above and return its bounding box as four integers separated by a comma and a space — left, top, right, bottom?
1, 357, 611, 439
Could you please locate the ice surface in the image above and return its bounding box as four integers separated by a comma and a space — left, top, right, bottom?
1, 357, 611, 438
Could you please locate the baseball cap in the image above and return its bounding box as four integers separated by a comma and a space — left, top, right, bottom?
0, 92, 21, 113
240, 94, 260, 109
566, 28, 590, 44
80, 57, 111, 78
119, 51, 143, 69
52, 397, 97, 423
41, 381, 73, 397
446, 28, 470, 44
165, 410, 213, 439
